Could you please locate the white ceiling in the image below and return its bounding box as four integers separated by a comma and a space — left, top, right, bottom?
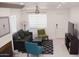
23, 2, 79, 9
7, 2, 79, 9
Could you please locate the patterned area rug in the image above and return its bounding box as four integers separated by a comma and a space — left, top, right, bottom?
42, 40, 53, 54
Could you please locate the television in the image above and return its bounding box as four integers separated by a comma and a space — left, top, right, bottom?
68, 21, 78, 37
68, 22, 74, 36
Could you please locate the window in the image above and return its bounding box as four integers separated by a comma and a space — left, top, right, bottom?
10, 15, 17, 34
28, 14, 47, 29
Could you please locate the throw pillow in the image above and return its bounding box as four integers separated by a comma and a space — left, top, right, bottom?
18, 30, 25, 38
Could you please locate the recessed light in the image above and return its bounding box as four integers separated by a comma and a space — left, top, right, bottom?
57, 4, 62, 8
19, 2, 24, 5
58, 4, 62, 7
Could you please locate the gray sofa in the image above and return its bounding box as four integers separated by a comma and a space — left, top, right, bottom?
13, 29, 33, 52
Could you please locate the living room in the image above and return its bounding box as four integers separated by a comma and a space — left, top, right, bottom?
0, 1, 79, 57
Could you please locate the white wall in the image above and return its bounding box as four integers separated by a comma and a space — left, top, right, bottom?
9, 7, 79, 40
46, 9, 69, 39
0, 8, 22, 31
9, 9, 22, 30
21, 8, 69, 39
70, 7, 79, 39
70, 7, 79, 23
0, 8, 22, 48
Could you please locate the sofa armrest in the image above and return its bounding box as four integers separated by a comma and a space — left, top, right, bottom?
24, 31, 32, 35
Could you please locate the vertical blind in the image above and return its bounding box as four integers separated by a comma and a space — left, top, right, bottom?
10, 15, 17, 34
28, 14, 47, 29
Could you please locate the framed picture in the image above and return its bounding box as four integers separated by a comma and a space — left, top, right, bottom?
0, 17, 10, 37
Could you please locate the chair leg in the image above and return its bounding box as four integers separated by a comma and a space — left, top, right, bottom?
46, 36, 48, 40
27, 53, 29, 57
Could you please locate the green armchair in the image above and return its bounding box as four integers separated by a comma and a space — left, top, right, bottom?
37, 29, 48, 40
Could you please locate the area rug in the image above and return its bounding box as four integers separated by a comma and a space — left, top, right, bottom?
42, 40, 53, 54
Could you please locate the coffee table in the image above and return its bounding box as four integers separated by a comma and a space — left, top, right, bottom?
32, 37, 42, 46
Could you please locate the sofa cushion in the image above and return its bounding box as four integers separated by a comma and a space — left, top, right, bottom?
24, 31, 30, 36
18, 30, 25, 39
13, 33, 21, 40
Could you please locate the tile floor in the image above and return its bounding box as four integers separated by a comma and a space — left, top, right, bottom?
14, 38, 79, 57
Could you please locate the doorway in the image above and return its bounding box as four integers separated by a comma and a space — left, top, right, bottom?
55, 14, 66, 39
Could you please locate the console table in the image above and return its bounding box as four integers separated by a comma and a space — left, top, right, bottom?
0, 41, 13, 57
65, 33, 79, 54
32, 37, 42, 46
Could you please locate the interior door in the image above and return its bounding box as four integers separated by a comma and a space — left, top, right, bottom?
55, 14, 65, 39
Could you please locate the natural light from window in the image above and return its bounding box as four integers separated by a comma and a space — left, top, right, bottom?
10, 15, 17, 34
28, 14, 47, 29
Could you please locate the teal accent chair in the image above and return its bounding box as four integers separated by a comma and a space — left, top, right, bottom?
25, 42, 44, 57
